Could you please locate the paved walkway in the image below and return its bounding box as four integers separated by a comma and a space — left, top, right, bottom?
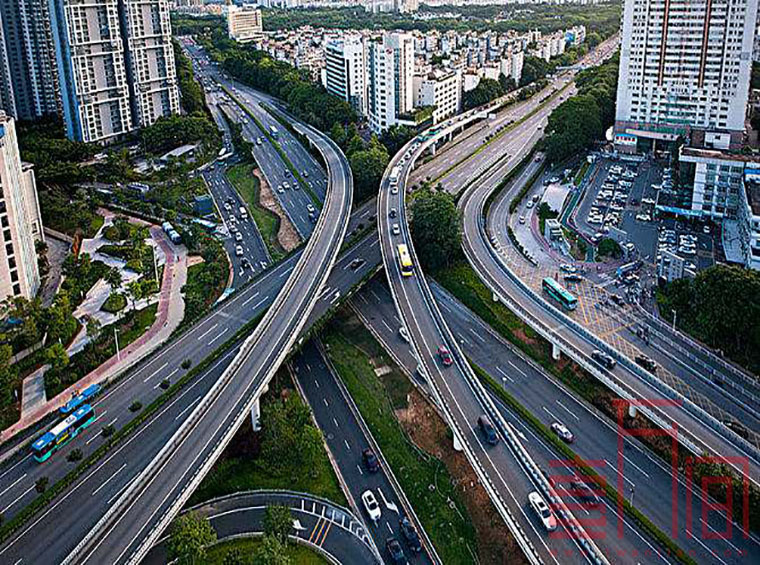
2, 227, 187, 443
143, 490, 379, 565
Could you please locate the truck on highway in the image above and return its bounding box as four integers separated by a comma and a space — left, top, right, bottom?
269, 125, 279, 139
389, 166, 401, 185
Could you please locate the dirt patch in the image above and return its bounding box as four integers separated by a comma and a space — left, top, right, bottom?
514, 327, 539, 346
396, 389, 528, 565
186, 255, 205, 268
253, 169, 300, 251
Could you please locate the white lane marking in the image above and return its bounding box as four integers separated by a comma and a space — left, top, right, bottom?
333, 418, 339, 428
250, 296, 269, 311
175, 396, 201, 422
621, 452, 651, 479
555, 399, 580, 422
381, 319, 392, 333
0, 485, 34, 514
507, 360, 527, 378
196, 323, 219, 341
208, 327, 229, 345
469, 327, 486, 343
241, 292, 260, 306
542, 405, 560, 423
0, 473, 27, 499
143, 362, 168, 383
91, 463, 127, 496
356, 465, 363, 476
604, 460, 635, 488
0, 454, 32, 483
699, 517, 742, 553
496, 366, 515, 383
344, 440, 351, 451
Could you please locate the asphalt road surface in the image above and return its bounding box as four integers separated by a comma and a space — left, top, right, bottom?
294, 341, 435, 565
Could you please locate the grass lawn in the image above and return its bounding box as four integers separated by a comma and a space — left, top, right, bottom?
226, 163, 285, 261
101, 292, 127, 313
205, 537, 327, 565
322, 316, 479, 564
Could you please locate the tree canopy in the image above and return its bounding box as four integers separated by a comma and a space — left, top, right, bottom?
169, 511, 217, 564
463, 78, 505, 110
260, 396, 323, 476
658, 265, 760, 373
410, 189, 461, 272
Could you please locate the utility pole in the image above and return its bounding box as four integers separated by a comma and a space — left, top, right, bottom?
671, 309, 677, 332
115, 328, 121, 361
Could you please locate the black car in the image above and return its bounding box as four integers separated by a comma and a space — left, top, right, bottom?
635, 354, 657, 373
591, 350, 616, 370
564, 273, 583, 283
570, 479, 601, 507
362, 448, 380, 473
389, 208, 397, 218
399, 516, 422, 553
349, 258, 365, 271
478, 414, 499, 445
386, 537, 406, 564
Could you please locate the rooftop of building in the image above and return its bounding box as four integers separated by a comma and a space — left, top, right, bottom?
681, 146, 760, 165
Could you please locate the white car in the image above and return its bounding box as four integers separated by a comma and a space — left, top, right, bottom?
399, 326, 409, 342
392, 223, 400, 236
361, 490, 381, 523
391, 186, 399, 195
307, 204, 315, 214
235, 232, 243, 242
528, 491, 557, 532
235, 245, 243, 256
519, 216, 526, 225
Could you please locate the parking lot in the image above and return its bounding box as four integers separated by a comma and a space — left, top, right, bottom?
576, 157, 716, 271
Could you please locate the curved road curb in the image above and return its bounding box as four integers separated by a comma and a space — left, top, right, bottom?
144, 490, 377, 565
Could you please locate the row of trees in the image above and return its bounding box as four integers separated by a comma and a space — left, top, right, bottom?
410, 189, 462, 272
543, 52, 619, 163
658, 265, 760, 373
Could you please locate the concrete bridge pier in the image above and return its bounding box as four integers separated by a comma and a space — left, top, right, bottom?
552, 342, 561, 361
453, 432, 464, 452
251, 383, 270, 431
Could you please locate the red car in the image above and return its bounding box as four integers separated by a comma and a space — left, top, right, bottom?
438, 345, 453, 366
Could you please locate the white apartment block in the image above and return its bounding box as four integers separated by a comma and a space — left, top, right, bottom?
0, 112, 43, 301
739, 168, 760, 270
615, 0, 759, 153
368, 42, 396, 132
123, 0, 180, 128
50, 0, 179, 144
413, 68, 461, 123
368, 32, 414, 133
325, 36, 367, 116
227, 5, 263, 43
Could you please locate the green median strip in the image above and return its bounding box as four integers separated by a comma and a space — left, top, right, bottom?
469, 361, 697, 565
222, 86, 322, 209
433, 82, 570, 185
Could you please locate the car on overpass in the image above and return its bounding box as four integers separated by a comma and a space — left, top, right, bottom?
478, 414, 499, 445
591, 349, 616, 370
361, 490, 381, 523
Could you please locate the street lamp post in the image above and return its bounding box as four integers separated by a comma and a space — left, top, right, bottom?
671, 309, 677, 332
114, 328, 121, 361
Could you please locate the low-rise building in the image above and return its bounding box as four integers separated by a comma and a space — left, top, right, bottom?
227, 5, 263, 43
413, 69, 461, 123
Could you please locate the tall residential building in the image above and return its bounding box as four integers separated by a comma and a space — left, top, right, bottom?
615, 0, 759, 153
368, 40, 397, 133
0, 0, 61, 120
0, 12, 14, 118
227, 5, 263, 43
49, 0, 179, 144
325, 37, 367, 116
0, 112, 43, 301
122, 0, 180, 128
384, 32, 414, 116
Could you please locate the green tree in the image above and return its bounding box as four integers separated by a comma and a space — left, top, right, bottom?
85, 316, 102, 341
45, 342, 70, 372
349, 138, 390, 202
127, 280, 144, 309
105, 267, 123, 292
0, 344, 16, 406
379, 125, 416, 156
168, 511, 217, 565
463, 78, 504, 110
520, 56, 553, 86
222, 548, 245, 565
264, 505, 293, 545
260, 397, 322, 475
253, 535, 291, 565
410, 189, 461, 272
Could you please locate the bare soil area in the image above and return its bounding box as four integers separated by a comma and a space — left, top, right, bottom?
253, 169, 300, 251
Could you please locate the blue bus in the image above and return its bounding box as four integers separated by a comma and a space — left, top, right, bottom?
59, 383, 101, 416
32, 405, 96, 463
542, 277, 578, 311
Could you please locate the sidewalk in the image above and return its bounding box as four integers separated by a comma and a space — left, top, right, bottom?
1, 228, 187, 444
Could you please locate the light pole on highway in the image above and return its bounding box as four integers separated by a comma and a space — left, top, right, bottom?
115, 328, 121, 361
671, 309, 677, 332
630, 485, 635, 506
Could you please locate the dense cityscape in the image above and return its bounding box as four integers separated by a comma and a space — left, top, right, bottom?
0, 0, 757, 564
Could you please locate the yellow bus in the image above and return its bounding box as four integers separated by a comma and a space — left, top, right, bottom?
397, 243, 413, 277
